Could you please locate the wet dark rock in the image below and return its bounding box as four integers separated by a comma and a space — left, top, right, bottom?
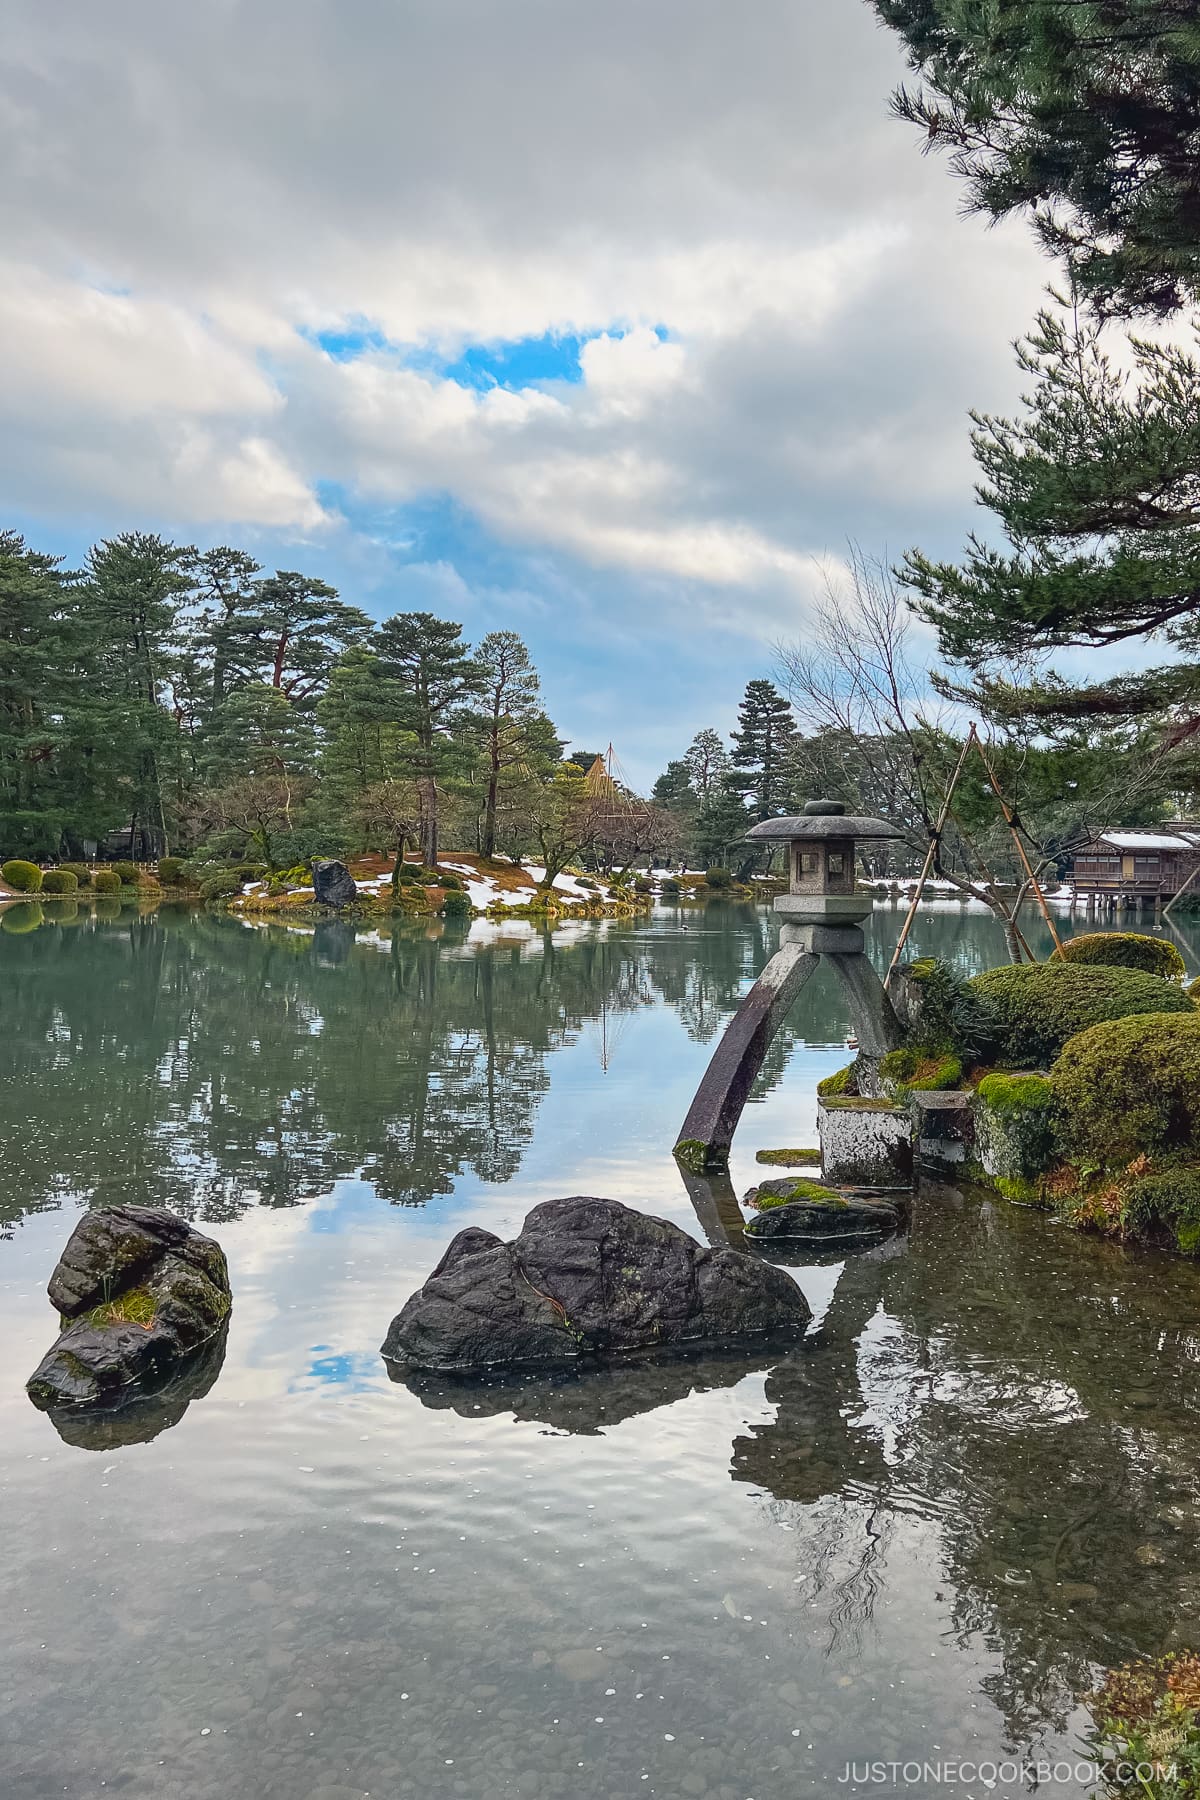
381, 1196, 811, 1372
40, 1323, 229, 1448
312, 859, 357, 908
745, 1182, 904, 1243
27, 1205, 231, 1411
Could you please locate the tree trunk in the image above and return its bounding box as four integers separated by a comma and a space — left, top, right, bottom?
482, 768, 499, 860
418, 776, 438, 868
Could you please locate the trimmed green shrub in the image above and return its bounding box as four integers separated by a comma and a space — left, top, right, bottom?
232, 863, 266, 882
157, 856, 187, 885
40, 869, 78, 893
1060, 930, 1186, 981
57, 863, 92, 887
440, 889, 472, 917
1122, 1166, 1200, 1255
200, 871, 244, 901
111, 861, 140, 885
2, 859, 42, 892
91, 869, 121, 894
437, 871, 464, 891
660, 879, 681, 897
970, 960, 1193, 1067
704, 866, 732, 889
634, 876, 654, 894
1051, 1011, 1200, 1166
575, 875, 597, 890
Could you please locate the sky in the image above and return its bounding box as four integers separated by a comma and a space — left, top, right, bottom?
3, 0, 1053, 787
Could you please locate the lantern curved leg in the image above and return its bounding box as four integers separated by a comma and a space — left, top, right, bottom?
822, 953, 903, 1057
674, 938, 820, 1172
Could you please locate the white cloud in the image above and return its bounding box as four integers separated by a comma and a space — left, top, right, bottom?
0, 0, 1048, 613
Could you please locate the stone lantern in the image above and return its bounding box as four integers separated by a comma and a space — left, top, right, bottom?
675, 799, 905, 1173
747, 799, 903, 939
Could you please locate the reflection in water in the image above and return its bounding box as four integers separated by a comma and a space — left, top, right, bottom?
38, 1324, 229, 1451
0, 903, 826, 1225
5, 903, 1200, 1797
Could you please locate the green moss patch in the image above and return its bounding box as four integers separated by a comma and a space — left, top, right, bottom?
755, 1147, 822, 1166
817, 1063, 856, 1097
756, 1178, 844, 1209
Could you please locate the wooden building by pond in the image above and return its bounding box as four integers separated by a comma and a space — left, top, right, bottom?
1071, 827, 1200, 904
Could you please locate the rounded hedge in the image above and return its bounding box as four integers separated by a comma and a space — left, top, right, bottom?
157, 856, 187, 885
440, 889, 472, 917
40, 869, 78, 893
969, 960, 1193, 1067
1051, 1011, 1200, 1166
2, 859, 42, 892
705, 866, 732, 889
111, 861, 140, 885
91, 869, 122, 894
1060, 930, 1186, 981
57, 862, 92, 887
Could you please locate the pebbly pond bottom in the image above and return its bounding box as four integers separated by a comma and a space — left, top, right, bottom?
5, 900, 1200, 1800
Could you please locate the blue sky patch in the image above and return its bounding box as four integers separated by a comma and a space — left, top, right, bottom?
303, 320, 670, 389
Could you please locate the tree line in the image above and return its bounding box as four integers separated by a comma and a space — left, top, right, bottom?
0, 529, 696, 880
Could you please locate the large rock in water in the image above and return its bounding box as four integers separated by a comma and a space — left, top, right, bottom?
745, 1180, 904, 1243
381, 1196, 811, 1372
27, 1205, 231, 1411
312, 859, 356, 908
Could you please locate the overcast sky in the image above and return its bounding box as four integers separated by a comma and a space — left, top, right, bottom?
3, 0, 1050, 784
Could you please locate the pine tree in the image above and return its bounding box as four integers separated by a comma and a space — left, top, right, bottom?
729, 680, 796, 822
375, 612, 482, 866
85, 533, 196, 856
901, 304, 1200, 728
683, 728, 729, 802
873, 0, 1200, 317
695, 784, 751, 869
240, 571, 371, 702
467, 631, 549, 859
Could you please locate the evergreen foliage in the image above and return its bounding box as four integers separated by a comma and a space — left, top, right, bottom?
2, 859, 42, 892
1051, 1010, 1200, 1164
873, 0, 1200, 317
1060, 931, 1186, 980
970, 961, 1193, 1066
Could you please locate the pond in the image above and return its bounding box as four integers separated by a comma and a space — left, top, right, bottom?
5, 898, 1200, 1800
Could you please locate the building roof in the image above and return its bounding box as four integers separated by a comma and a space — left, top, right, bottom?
1095, 830, 1200, 851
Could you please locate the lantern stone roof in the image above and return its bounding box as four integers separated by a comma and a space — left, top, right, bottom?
746, 799, 904, 842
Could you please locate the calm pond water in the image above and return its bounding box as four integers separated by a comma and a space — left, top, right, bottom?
5, 898, 1200, 1800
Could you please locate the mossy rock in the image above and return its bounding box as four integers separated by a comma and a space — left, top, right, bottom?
969, 960, 1193, 1067
745, 1183, 903, 1241
881, 1046, 962, 1101
751, 1176, 844, 1209
1060, 930, 1186, 981
974, 1072, 1058, 1190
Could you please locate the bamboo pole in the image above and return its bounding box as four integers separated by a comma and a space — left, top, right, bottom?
884, 726, 977, 990
974, 734, 1065, 958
